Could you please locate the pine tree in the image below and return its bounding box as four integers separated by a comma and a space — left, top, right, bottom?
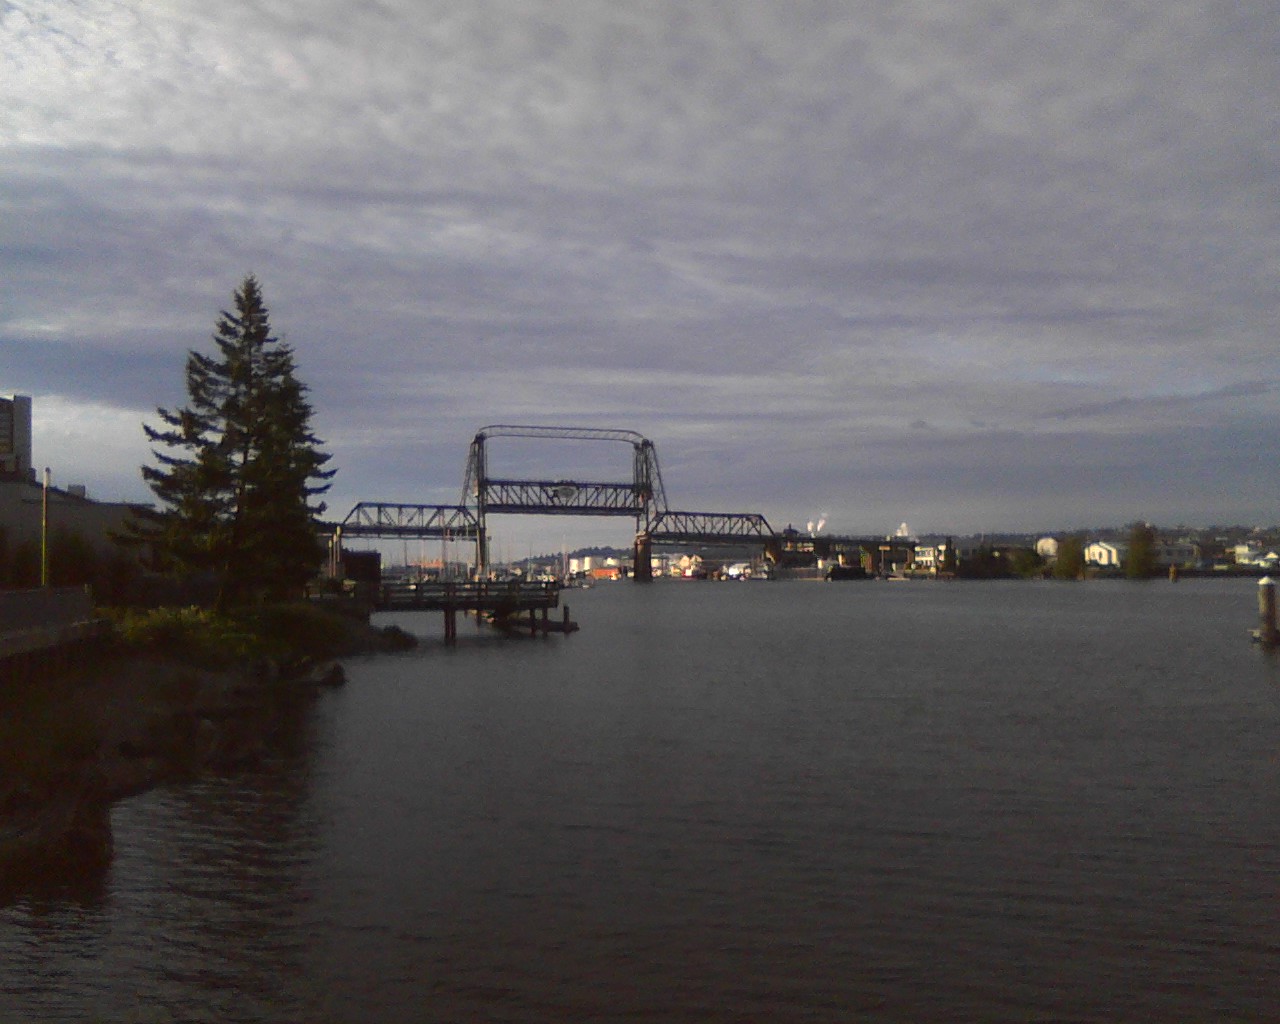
1053, 534, 1086, 580
137, 276, 334, 608
1126, 521, 1158, 579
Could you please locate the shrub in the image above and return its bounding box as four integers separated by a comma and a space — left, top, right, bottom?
110, 606, 264, 669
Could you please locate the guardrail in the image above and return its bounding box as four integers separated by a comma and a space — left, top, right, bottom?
378, 579, 561, 611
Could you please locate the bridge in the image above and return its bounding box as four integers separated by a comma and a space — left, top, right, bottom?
333, 425, 782, 581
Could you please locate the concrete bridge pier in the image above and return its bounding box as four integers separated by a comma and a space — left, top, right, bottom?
633, 533, 653, 582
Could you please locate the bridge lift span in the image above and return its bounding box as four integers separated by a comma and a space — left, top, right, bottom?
338, 425, 778, 581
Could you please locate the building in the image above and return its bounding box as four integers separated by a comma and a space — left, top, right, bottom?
1155, 541, 1200, 568
0, 395, 33, 480
911, 540, 954, 574
0, 395, 145, 565
1084, 541, 1127, 568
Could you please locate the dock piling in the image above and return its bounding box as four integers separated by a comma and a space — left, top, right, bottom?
1256, 577, 1278, 647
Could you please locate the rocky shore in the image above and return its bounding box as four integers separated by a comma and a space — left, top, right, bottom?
0, 619, 413, 884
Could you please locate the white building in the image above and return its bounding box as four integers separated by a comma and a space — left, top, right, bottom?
912, 541, 953, 573
1085, 541, 1127, 568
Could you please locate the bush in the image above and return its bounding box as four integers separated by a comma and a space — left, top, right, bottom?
229, 602, 366, 663
107, 600, 408, 674
110, 606, 264, 669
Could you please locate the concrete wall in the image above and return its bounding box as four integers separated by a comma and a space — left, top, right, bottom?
0, 585, 93, 632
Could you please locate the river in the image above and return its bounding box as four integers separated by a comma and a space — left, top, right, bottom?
3, 578, 1279, 1021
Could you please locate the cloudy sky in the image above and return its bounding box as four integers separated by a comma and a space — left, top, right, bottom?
3, 1, 1278, 546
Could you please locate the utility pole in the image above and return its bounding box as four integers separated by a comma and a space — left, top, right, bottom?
40, 467, 50, 587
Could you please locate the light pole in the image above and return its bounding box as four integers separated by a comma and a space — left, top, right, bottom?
40, 467, 50, 587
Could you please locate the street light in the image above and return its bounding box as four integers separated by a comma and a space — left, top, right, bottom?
41, 467, 50, 587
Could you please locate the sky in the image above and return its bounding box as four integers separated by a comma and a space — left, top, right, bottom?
3, 1, 1278, 549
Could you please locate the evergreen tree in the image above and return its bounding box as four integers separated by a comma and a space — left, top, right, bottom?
939, 537, 958, 574
1126, 521, 1158, 579
1053, 534, 1086, 580
137, 276, 334, 607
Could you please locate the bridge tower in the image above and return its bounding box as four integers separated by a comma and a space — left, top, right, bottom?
461, 426, 669, 580
336, 425, 778, 586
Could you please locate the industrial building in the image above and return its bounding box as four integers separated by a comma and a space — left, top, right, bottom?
0, 394, 145, 562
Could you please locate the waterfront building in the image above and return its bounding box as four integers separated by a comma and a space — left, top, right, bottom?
1085, 540, 1127, 568
0, 395, 145, 568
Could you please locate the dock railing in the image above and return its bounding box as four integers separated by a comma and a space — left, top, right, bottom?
377, 579, 562, 612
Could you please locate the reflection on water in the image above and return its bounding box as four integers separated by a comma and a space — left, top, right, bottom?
3, 580, 1280, 1021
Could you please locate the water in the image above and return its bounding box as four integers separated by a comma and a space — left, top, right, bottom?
4, 579, 1280, 1021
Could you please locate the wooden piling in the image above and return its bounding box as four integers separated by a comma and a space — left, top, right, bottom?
1255, 577, 1278, 647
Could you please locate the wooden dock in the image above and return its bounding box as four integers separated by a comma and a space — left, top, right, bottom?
375, 580, 578, 642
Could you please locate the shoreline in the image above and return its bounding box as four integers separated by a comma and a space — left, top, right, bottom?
0, 614, 413, 883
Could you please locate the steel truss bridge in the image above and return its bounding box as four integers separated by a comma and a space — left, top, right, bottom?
334, 425, 780, 581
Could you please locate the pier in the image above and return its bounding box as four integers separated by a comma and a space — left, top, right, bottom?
376, 579, 577, 642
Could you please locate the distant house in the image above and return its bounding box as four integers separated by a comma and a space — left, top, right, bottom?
1084, 538, 1200, 571
1234, 544, 1279, 569
913, 544, 942, 572
1155, 541, 1200, 568
1085, 541, 1127, 568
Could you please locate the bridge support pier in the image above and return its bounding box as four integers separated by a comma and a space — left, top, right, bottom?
633, 533, 653, 582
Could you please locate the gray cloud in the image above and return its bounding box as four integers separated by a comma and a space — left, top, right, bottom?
4, 1, 1278, 535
